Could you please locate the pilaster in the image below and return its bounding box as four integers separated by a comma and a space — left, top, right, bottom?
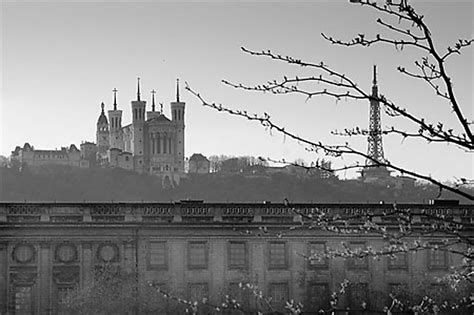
38, 241, 52, 314
81, 242, 93, 287
0, 242, 7, 313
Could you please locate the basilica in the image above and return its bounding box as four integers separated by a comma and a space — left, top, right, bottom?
93, 78, 185, 186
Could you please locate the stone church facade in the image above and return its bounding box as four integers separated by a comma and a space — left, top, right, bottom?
96, 78, 186, 186
10, 79, 187, 185
0, 202, 471, 314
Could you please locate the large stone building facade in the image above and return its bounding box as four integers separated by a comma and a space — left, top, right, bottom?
10, 143, 84, 169
0, 202, 471, 314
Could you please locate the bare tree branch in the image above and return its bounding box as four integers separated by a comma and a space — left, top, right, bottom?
186, 84, 473, 201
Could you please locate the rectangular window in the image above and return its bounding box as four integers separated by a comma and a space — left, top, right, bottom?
349, 283, 369, 310
428, 243, 448, 270
56, 286, 73, 314
13, 286, 33, 313
188, 283, 208, 303
228, 241, 247, 269
188, 241, 208, 269
228, 282, 249, 309
308, 242, 328, 269
430, 283, 447, 299
387, 242, 408, 270
148, 241, 168, 270
268, 242, 287, 269
269, 283, 289, 307
348, 242, 368, 270
388, 252, 408, 270
307, 283, 330, 312
387, 283, 409, 308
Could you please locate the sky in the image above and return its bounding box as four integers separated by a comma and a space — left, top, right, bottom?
1, 0, 472, 182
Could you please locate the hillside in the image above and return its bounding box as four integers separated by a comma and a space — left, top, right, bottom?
0, 165, 471, 204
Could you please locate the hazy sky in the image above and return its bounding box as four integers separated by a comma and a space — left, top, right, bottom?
1, 0, 472, 181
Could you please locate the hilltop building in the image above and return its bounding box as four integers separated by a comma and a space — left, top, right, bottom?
10, 143, 84, 168
10, 78, 187, 186
94, 78, 186, 185
188, 153, 210, 174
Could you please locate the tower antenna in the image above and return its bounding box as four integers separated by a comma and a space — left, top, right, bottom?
366, 65, 385, 166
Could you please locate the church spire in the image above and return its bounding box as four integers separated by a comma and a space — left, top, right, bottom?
176, 78, 180, 102
151, 89, 156, 111
112, 88, 118, 110
137, 77, 141, 101
101, 102, 105, 114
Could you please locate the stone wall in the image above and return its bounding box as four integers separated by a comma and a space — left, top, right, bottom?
0, 202, 471, 314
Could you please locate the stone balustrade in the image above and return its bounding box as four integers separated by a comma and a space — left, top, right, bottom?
0, 202, 471, 225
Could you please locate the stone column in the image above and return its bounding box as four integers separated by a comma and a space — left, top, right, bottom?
38, 242, 52, 314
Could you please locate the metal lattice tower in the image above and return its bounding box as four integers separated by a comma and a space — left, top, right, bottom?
366, 65, 385, 166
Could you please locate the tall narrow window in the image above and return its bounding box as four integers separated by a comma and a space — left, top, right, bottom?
228, 241, 247, 269
268, 242, 287, 269
349, 283, 369, 310
56, 286, 73, 314
189, 283, 208, 302
269, 283, 289, 308
427, 243, 448, 270
307, 283, 330, 312
163, 134, 167, 154
13, 286, 33, 313
148, 241, 168, 270
228, 282, 249, 309
151, 136, 155, 155
387, 283, 409, 308
188, 241, 208, 269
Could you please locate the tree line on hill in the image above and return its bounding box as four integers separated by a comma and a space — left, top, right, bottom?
0, 160, 471, 203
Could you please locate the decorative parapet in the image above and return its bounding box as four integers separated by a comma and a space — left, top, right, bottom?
0, 202, 472, 226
